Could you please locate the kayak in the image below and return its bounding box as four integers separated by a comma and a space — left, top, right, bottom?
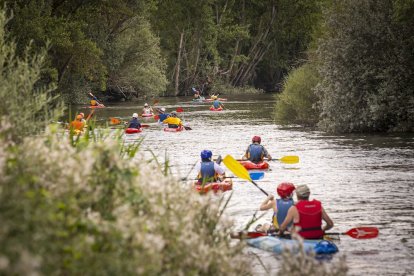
89, 104, 105, 108
192, 178, 233, 194
209, 107, 223, 111
164, 126, 184, 132
239, 160, 269, 170
141, 113, 154, 117
125, 128, 142, 134
247, 236, 338, 255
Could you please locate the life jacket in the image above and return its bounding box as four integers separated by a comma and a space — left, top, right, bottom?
213, 100, 221, 108
273, 198, 294, 229
70, 120, 84, 131
143, 107, 152, 114
294, 199, 324, 239
247, 144, 264, 162
90, 100, 97, 106
128, 118, 141, 129
198, 161, 217, 183
163, 117, 181, 127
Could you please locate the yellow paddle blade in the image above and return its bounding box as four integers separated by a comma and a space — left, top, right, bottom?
279, 155, 299, 164
223, 155, 252, 182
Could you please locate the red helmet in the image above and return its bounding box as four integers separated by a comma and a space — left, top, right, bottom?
252, 136, 261, 143
277, 182, 295, 199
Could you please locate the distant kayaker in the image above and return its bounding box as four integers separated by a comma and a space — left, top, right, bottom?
242, 136, 272, 163
90, 99, 98, 106
162, 111, 182, 128
256, 182, 296, 232
211, 98, 224, 109
127, 113, 141, 129
195, 150, 226, 184
157, 107, 169, 122
278, 184, 334, 239
142, 103, 153, 115
69, 114, 85, 132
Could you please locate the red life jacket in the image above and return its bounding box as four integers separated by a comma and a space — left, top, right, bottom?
294, 199, 324, 239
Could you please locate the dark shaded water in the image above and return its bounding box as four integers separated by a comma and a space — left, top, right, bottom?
77, 94, 414, 275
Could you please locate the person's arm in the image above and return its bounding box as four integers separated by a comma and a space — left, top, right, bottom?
321, 207, 334, 232
259, 195, 275, 211
263, 147, 272, 160
278, 207, 295, 235
214, 163, 226, 176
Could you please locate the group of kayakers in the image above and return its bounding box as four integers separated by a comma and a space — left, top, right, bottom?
125, 104, 183, 130
196, 135, 333, 240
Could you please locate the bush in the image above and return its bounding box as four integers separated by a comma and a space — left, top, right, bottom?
0, 125, 251, 275
274, 63, 320, 125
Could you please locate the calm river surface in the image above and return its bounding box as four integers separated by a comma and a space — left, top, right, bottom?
79, 94, 414, 275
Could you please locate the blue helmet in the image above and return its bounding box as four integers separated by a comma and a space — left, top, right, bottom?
200, 150, 212, 159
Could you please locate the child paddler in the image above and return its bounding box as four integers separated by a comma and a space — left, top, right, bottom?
194, 150, 225, 184
278, 184, 334, 239
255, 182, 296, 233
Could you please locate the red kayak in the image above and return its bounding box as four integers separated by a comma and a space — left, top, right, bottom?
164, 126, 184, 132
209, 107, 223, 111
192, 179, 233, 194
125, 128, 142, 134
239, 160, 269, 170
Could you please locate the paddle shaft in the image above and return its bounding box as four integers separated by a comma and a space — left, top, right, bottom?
251, 180, 268, 196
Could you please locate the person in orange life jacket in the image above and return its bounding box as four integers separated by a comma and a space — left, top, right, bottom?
142, 103, 153, 114
194, 150, 225, 184
255, 183, 296, 232
278, 184, 334, 239
162, 111, 182, 128
127, 113, 141, 129
69, 114, 85, 131
242, 136, 272, 163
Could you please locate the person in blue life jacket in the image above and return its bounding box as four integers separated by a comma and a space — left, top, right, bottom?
242, 136, 272, 163
211, 96, 224, 109
255, 182, 296, 232
127, 113, 141, 129
194, 150, 226, 184
157, 107, 169, 122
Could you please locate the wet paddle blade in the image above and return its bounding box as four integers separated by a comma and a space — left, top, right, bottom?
345, 227, 379, 239
223, 155, 252, 182
154, 115, 160, 120
176, 107, 184, 112
110, 117, 121, 125
250, 172, 264, 181
278, 155, 299, 164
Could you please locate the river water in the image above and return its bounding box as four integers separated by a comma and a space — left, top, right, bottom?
79, 94, 414, 275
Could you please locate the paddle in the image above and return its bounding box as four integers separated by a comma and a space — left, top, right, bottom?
235, 155, 299, 164
231, 227, 379, 240
223, 155, 268, 196
109, 117, 150, 128
176, 107, 184, 112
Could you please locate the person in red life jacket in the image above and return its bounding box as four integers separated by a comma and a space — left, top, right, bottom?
194, 150, 225, 184
242, 136, 272, 163
278, 184, 334, 239
255, 182, 295, 232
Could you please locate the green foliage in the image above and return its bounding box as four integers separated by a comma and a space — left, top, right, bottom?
0, 9, 63, 142
316, 0, 414, 132
274, 63, 320, 125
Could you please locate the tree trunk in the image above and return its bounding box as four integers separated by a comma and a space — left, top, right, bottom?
174, 32, 184, 96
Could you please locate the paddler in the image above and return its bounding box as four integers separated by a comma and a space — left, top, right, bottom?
162, 111, 182, 128
242, 136, 272, 163
211, 96, 224, 109
195, 150, 226, 184
255, 182, 296, 232
79, 112, 86, 124
142, 103, 153, 115
157, 107, 169, 122
69, 114, 85, 132
127, 113, 141, 129
278, 184, 334, 239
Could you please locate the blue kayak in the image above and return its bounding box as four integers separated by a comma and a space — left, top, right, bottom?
246, 236, 338, 255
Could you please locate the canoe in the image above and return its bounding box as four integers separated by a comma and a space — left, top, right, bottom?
164, 126, 184, 132
247, 236, 338, 255
125, 128, 142, 134
239, 160, 269, 170
204, 98, 227, 102
192, 178, 233, 194
141, 113, 154, 117
209, 107, 223, 111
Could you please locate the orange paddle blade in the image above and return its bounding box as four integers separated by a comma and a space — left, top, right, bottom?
110, 117, 121, 125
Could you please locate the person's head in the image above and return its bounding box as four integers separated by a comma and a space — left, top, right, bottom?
76, 114, 83, 121
200, 150, 212, 161
132, 113, 139, 118
161, 107, 166, 113
170, 111, 177, 117
212, 95, 218, 100
252, 136, 261, 144
277, 182, 296, 199
144, 103, 149, 107
79, 112, 85, 118
295, 184, 310, 200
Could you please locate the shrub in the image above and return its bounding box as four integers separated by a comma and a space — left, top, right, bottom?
274, 63, 320, 126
